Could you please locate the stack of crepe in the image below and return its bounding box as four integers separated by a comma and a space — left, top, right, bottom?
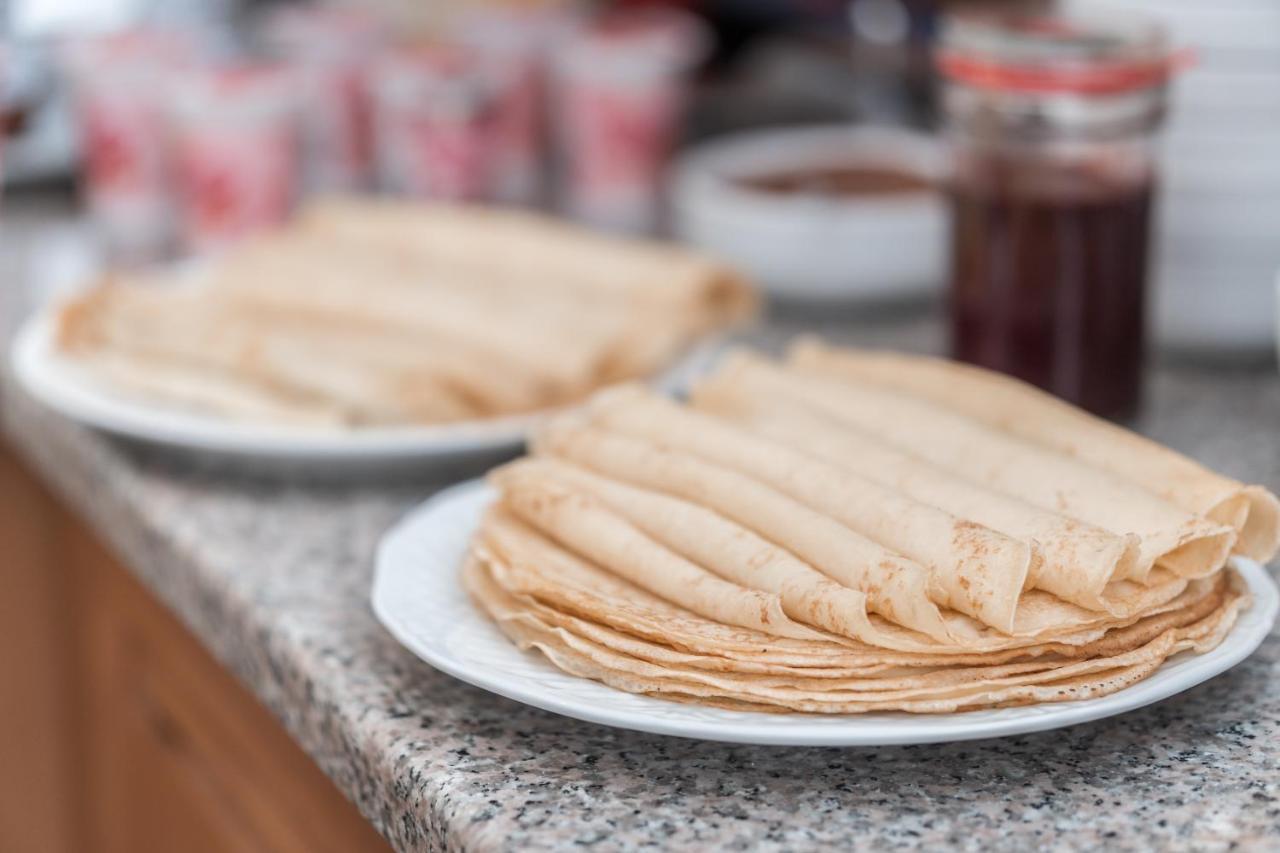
464, 342, 1278, 713
55, 198, 756, 427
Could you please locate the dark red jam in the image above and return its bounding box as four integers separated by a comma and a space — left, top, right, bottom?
949, 160, 1152, 420
740, 167, 932, 198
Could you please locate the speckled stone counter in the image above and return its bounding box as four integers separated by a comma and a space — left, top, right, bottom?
3, 207, 1279, 851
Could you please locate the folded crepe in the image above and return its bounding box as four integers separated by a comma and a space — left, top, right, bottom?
704, 353, 1237, 583
543, 388, 1038, 634
54, 197, 757, 428
477, 506, 1224, 657
492, 476, 834, 643
472, 545, 1226, 678
787, 340, 1280, 563
295, 196, 759, 328
496, 459, 957, 647
59, 284, 484, 425
209, 242, 629, 398
467, 553, 1247, 713
465, 345, 1266, 714
488, 389, 1228, 645
468, 558, 1229, 691
692, 384, 1159, 614
76, 350, 350, 427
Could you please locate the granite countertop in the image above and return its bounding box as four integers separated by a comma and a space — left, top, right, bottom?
3, 203, 1279, 851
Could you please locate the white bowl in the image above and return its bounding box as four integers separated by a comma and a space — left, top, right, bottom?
672, 125, 947, 304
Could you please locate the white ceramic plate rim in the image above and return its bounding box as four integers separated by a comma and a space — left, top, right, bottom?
11, 305, 721, 460
372, 480, 1279, 746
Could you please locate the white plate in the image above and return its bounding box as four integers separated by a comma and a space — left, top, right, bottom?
11, 306, 722, 475
372, 480, 1279, 746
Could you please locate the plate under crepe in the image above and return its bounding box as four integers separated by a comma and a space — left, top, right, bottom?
11, 307, 724, 477
371, 480, 1279, 746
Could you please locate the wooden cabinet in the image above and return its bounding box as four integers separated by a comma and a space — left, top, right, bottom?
0, 444, 391, 853
0, 441, 79, 853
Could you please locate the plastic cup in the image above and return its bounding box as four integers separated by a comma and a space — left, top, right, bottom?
261, 6, 386, 193
552, 8, 707, 233
370, 45, 496, 202
63, 30, 197, 261
453, 8, 570, 205
167, 63, 299, 255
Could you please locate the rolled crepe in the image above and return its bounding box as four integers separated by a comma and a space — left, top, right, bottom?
217, 239, 652, 352
788, 341, 1280, 564
502, 458, 955, 649
592, 388, 1188, 624
566, 387, 1038, 634
205, 292, 561, 414
210, 257, 608, 397
531, 418, 971, 636
694, 383, 1155, 613
56, 199, 758, 431
223, 234, 732, 386
476, 510, 874, 660
224, 231, 688, 327
711, 353, 1237, 582
478, 505, 1223, 663
79, 351, 347, 426
273, 323, 549, 416
294, 196, 759, 327
59, 284, 478, 424
490, 465, 835, 641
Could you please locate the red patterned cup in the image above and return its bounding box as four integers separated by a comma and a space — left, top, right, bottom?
64, 31, 196, 259
371, 45, 496, 202
453, 8, 570, 206
261, 6, 386, 193
168, 63, 299, 254
553, 8, 707, 233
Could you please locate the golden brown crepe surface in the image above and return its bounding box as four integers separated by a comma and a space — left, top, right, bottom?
55, 198, 756, 427
464, 345, 1264, 714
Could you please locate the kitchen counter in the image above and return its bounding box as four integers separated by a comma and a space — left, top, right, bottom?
3, 204, 1279, 851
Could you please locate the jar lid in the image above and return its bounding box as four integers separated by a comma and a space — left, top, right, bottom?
937, 12, 1184, 96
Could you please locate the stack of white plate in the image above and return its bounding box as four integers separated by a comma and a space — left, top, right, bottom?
1066, 0, 1280, 351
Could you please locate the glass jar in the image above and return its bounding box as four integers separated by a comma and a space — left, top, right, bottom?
937, 13, 1178, 419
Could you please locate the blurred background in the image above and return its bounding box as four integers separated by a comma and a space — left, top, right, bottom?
2, 5, 1277, 850
2, 0, 1279, 413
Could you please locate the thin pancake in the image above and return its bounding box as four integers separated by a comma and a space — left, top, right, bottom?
789, 340, 1280, 563
707, 352, 1236, 582
694, 386, 1160, 613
